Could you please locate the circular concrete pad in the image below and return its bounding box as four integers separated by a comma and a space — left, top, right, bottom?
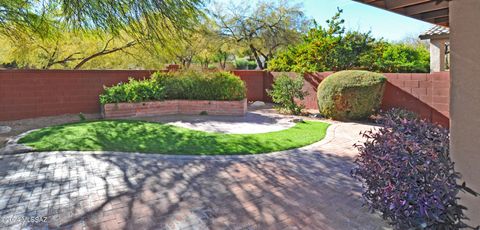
167, 119, 294, 134
131, 109, 301, 134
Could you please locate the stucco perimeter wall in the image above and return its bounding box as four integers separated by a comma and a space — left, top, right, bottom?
450, 0, 480, 225
103, 99, 248, 118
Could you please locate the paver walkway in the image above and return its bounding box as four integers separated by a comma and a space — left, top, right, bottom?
0, 111, 389, 230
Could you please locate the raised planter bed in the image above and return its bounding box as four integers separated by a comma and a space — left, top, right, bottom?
102, 99, 247, 118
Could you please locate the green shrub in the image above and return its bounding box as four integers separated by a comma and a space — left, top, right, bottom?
317, 70, 386, 120
100, 71, 246, 104
207, 64, 217, 70
235, 59, 249, 69
99, 77, 165, 104
359, 43, 430, 73
267, 74, 308, 115
247, 61, 257, 70
235, 59, 257, 70
268, 10, 430, 73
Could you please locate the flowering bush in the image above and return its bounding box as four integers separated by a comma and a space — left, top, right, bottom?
352, 108, 478, 229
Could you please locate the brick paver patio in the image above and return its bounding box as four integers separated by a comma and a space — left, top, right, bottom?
0, 120, 389, 229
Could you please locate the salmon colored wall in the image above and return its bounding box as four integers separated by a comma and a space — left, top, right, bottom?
381, 72, 449, 127
0, 70, 153, 121
450, 0, 480, 224
271, 71, 450, 127
0, 70, 450, 127
232, 70, 273, 102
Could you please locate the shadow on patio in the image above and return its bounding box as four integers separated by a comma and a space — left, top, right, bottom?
0, 143, 389, 229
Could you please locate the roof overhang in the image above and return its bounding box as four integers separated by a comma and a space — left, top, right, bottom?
353, 0, 450, 27
418, 25, 450, 40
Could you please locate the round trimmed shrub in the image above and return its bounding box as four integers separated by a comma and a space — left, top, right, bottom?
317, 70, 386, 120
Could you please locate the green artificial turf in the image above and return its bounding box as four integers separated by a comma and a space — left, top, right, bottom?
18, 120, 329, 155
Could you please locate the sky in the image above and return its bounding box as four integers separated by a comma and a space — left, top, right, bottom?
300, 0, 434, 41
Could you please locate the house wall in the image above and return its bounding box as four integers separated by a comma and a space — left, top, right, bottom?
430, 38, 448, 72
450, 0, 480, 225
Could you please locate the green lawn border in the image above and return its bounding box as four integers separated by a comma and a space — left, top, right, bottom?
18, 119, 330, 155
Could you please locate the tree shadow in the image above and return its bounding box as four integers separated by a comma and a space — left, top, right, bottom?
381, 82, 449, 127
0, 145, 388, 229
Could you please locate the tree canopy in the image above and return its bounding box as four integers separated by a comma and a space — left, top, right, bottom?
268, 9, 430, 73
212, 0, 311, 69
0, 0, 205, 41
0, 0, 205, 69
1, 1, 429, 72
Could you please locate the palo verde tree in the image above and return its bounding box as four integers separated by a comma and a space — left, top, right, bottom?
0, 0, 205, 69
159, 17, 237, 70
1, 29, 145, 69
0, 0, 205, 40
212, 0, 310, 69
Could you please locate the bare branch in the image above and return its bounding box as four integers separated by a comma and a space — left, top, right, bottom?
73, 40, 137, 69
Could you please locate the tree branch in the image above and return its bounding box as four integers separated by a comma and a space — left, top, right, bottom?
73, 40, 137, 69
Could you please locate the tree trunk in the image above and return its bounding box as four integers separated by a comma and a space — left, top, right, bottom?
249, 44, 265, 69
220, 56, 227, 69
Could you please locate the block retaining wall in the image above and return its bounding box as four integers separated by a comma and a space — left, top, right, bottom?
102, 99, 247, 118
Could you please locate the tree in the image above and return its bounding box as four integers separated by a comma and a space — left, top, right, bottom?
161, 27, 211, 69
160, 18, 237, 70
212, 0, 310, 69
0, 30, 170, 70
0, 0, 206, 69
268, 9, 376, 72
268, 9, 430, 73
0, 0, 205, 42
376, 43, 430, 73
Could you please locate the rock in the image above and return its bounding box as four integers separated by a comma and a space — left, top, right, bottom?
0, 126, 11, 134
309, 113, 323, 118
290, 118, 305, 123
251, 101, 266, 107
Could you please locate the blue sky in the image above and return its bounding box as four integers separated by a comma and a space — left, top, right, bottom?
301, 0, 434, 41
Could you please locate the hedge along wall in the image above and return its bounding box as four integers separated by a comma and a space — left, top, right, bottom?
271, 71, 450, 127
